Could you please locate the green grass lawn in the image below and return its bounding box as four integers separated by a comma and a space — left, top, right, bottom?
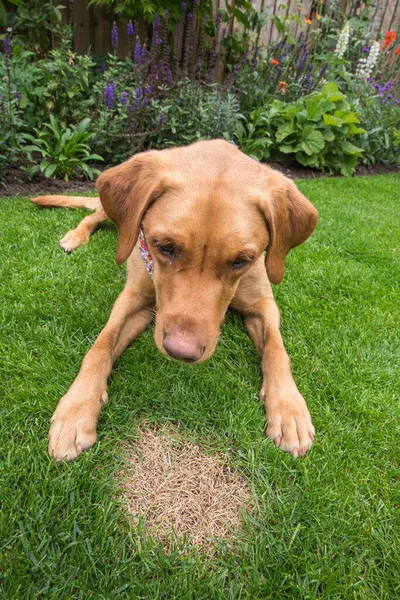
1, 175, 399, 599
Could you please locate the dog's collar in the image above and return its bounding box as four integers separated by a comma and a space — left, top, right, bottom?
138, 228, 154, 279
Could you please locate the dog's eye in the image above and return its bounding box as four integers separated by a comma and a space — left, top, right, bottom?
231, 258, 249, 270
156, 242, 176, 258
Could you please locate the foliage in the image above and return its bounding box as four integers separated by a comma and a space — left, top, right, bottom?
11, 0, 64, 55
0, 26, 26, 182
5, 26, 95, 129
88, 0, 211, 24
152, 82, 240, 148
23, 115, 103, 181
1, 1, 400, 181
352, 81, 400, 167
236, 83, 366, 176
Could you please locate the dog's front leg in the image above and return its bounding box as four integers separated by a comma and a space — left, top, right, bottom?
48, 280, 154, 461
232, 269, 315, 457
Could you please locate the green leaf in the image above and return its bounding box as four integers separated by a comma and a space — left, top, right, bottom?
322, 83, 339, 94
306, 99, 324, 122
276, 122, 294, 143
340, 113, 360, 124
323, 114, 343, 127
74, 118, 91, 136
279, 145, 295, 154
322, 129, 335, 142
0, 2, 7, 27
301, 126, 325, 156
339, 155, 358, 176
341, 141, 363, 157
348, 124, 367, 135
44, 164, 58, 178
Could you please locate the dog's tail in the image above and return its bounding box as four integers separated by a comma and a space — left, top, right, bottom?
30, 195, 101, 211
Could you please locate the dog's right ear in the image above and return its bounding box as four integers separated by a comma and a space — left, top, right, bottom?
97, 151, 167, 264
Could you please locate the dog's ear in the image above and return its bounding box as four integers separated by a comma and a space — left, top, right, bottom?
261, 168, 319, 284
97, 151, 167, 264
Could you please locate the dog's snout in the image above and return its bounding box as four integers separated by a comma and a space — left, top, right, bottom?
163, 331, 205, 363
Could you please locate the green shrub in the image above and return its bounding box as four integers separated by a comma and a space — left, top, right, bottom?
236, 83, 366, 176
23, 115, 103, 181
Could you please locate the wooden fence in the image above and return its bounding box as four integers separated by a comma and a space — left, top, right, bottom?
3, 0, 400, 55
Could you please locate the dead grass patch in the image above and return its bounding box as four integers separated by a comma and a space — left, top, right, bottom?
118, 423, 253, 550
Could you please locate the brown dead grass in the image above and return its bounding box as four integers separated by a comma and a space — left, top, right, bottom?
118, 424, 253, 550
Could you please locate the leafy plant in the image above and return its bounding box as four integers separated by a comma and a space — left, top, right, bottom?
236, 83, 366, 176
227, 107, 272, 161
12, 0, 64, 55
23, 115, 103, 181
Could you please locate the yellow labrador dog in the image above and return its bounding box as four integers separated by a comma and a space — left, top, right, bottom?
31, 140, 318, 461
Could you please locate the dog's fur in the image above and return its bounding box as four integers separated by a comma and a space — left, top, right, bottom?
31, 140, 318, 461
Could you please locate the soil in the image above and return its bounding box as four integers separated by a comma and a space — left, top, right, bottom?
2, 159, 399, 198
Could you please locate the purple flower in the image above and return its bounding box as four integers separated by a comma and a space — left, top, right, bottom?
120, 91, 128, 106
297, 49, 308, 74
135, 87, 143, 109
362, 46, 369, 52
154, 14, 161, 28
104, 82, 116, 108
111, 22, 118, 49
157, 113, 165, 126
164, 9, 169, 17
395, 99, 399, 104
4, 29, 12, 57
127, 20, 134, 38
134, 38, 141, 64
319, 63, 328, 79
181, 2, 186, 12
141, 45, 148, 64
387, 94, 393, 99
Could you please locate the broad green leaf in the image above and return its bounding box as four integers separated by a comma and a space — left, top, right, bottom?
276, 122, 294, 143
348, 124, 367, 135
296, 111, 308, 126
301, 126, 325, 156
323, 114, 343, 127
341, 140, 363, 157
340, 113, 361, 124
306, 99, 324, 122
322, 83, 339, 94
279, 145, 295, 153
339, 155, 358, 176
322, 129, 335, 142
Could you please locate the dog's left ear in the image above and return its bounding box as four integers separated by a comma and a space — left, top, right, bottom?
97, 151, 169, 264
261, 168, 319, 285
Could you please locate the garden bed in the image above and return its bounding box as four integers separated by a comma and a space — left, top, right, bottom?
2, 158, 399, 198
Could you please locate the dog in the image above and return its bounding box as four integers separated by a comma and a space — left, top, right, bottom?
30, 140, 318, 461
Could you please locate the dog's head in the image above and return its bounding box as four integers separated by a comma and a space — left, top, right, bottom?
97, 140, 318, 364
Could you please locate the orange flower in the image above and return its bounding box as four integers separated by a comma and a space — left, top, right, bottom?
395, 47, 400, 56
272, 58, 279, 65
316, 11, 321, 20
383, 31, 396, 48
279, 81, 287, 93
305, 14, 312, 24
297, 5, 302, 10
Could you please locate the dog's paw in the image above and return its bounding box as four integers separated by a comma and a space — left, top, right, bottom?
48, 390, 107, 461
60, 229, 88, 253
261, 389, 315, 458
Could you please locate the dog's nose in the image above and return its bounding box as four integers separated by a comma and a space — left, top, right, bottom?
163, 332, 204, 363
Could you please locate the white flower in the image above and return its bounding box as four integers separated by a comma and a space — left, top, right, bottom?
335, 22, 350, 58
355, 41, 380, 79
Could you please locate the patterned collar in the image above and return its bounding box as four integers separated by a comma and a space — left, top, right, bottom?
138, 228, 154, 278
